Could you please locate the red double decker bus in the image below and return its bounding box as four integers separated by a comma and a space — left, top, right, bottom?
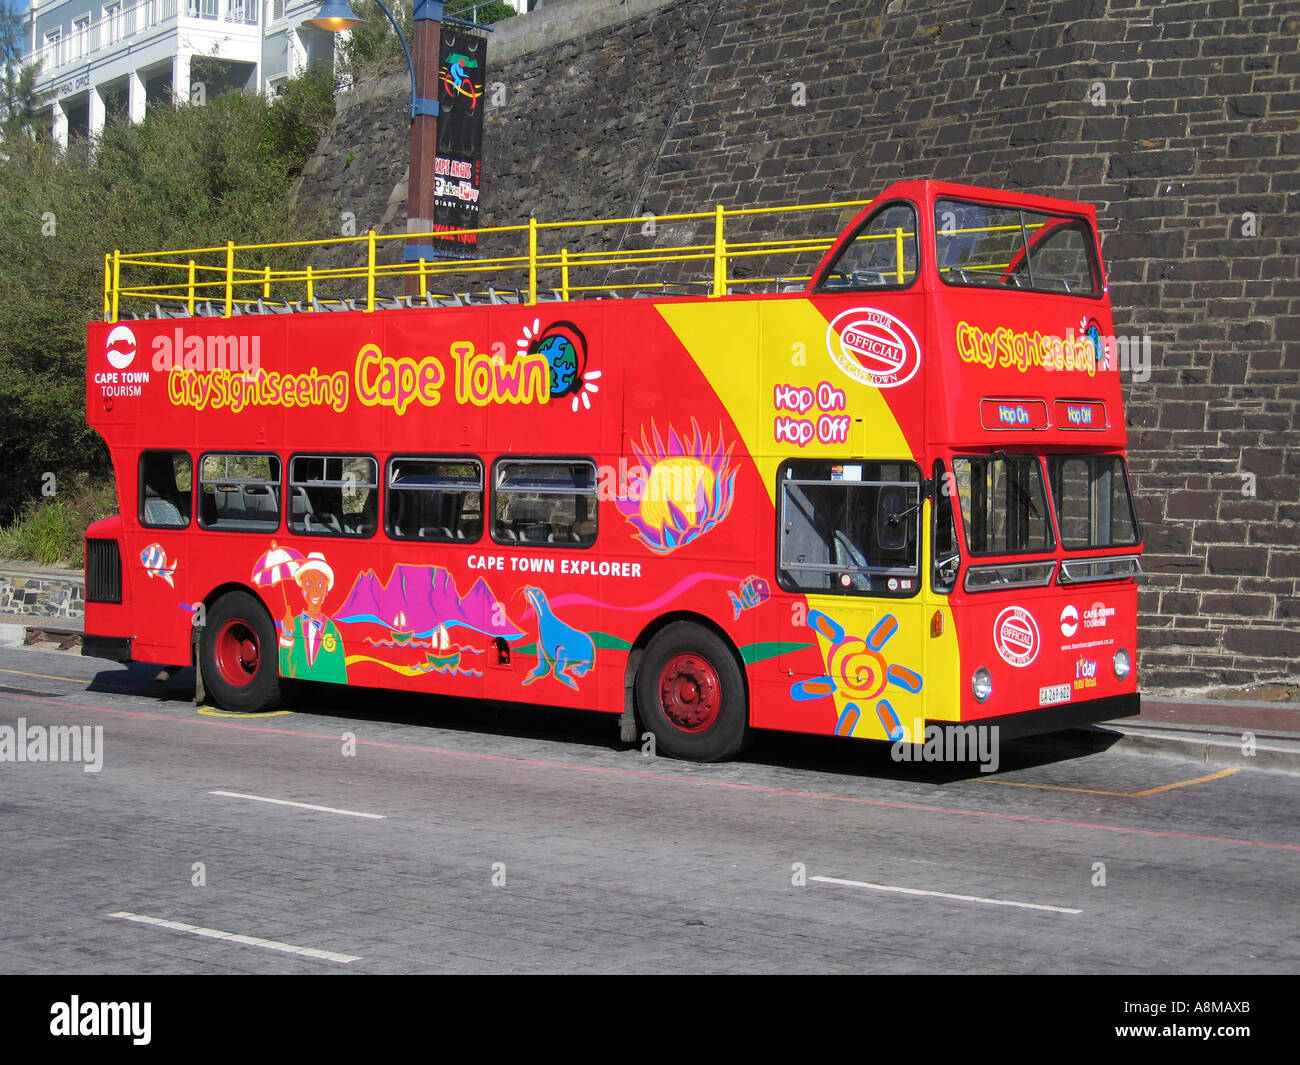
84, 180, 1142, 761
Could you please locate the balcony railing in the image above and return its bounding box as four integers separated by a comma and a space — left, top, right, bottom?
31, 0, 258, 80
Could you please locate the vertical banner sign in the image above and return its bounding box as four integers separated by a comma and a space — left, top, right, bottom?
434, 29, 487, 258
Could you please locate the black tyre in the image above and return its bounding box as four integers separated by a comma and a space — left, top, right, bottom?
200, 591, 282, 713
635, 622, 748, 762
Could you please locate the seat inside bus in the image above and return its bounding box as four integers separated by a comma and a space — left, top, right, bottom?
200, 483, 280, 530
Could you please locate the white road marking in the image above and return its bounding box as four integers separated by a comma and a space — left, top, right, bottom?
209, 790, 385, 819
108, 912, 361, 964
811, 876, 1082, 914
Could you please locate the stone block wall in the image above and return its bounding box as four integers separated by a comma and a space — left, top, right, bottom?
292, 0, 1300, 691
0, 566, 85, 620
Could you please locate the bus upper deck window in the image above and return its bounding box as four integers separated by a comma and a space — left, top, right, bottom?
816, 202, 919, 290
935, 199, 1100, 297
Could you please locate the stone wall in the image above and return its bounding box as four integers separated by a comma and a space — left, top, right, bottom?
0, 564, 85, 620
292, 0, 1300, 691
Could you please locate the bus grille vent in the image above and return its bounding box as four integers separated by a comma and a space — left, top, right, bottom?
86, 539, 122, 604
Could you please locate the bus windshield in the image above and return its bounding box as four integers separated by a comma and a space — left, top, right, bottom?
935, 198, 1100, 297
1047, 453, 1141, 551
952, 454, 1053, 557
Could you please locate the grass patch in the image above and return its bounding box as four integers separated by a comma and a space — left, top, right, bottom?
0, 476, 118, 566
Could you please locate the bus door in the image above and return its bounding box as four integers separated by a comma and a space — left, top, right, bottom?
775, 458, 927, 742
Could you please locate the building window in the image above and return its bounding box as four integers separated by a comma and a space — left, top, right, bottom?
72, 15, 91, 59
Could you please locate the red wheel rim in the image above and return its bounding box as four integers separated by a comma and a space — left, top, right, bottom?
657, 653, 721, 733
214, 619, 260, 688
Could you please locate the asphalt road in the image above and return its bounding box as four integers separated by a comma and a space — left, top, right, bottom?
1, 646, 1295, 974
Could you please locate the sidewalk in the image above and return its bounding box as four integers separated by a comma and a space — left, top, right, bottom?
1, 609, 1297, 772
1094, 688, 1300, 773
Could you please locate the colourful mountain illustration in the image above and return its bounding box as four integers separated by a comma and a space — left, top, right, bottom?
336, 564, 525, 641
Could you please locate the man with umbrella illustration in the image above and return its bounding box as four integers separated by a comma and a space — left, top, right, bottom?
266, 549, 348, 684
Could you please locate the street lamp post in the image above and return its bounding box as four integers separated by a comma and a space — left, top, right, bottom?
308, 0, 445, 296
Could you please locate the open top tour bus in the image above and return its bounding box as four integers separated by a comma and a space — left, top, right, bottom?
84, 180, 1142, 761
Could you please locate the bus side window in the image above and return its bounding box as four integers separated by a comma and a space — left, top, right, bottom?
493, 459, 598, 548
288, 455, 377, 538
197, 453, 282, 532
386, 457, 484, 543
140, 449, 192, 528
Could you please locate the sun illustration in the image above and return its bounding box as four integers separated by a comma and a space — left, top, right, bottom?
616, 419, 737, 555
790, 611, 923, 742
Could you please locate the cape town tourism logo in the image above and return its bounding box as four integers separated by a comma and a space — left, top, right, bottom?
825, 307, 921, 389
1060, 603, 1079, 637
993, 605, 1040, 668
105, 324, 137, 369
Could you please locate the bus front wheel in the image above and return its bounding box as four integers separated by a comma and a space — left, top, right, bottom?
636, 622, 748, 762
200, 591, 281, 714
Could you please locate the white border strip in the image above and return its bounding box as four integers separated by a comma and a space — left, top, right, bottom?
812, 876, 1082, 914
209, 790, 385, 820
108, 912, 361, 963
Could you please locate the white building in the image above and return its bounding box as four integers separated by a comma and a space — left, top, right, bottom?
23, 0, 339, 145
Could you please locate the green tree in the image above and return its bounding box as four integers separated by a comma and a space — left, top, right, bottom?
0, 0, 49, 141
0, 74, 336, 528
336, 0, 516, 79
446, 2, 518, 25
336, 0, 416, 78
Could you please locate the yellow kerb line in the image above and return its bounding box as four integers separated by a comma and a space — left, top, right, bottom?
977, 766, 1239, 797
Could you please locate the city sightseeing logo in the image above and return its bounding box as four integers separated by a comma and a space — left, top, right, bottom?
825, 306, 921, 389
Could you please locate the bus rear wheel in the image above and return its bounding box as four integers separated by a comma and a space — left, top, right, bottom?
200, 591, 281, 714
636, 622, 748, 762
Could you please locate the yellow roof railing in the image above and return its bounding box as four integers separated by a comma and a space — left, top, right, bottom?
102, 198, 875, 321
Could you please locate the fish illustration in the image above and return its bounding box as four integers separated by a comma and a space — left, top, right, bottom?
728, 575, 770, 618
140, 543, 177, 587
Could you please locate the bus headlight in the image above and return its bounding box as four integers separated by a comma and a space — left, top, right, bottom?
972, 667, 993, 703
1113, 648, 1131, 680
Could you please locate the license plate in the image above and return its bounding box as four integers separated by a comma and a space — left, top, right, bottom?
1039, 684, 1072, 706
